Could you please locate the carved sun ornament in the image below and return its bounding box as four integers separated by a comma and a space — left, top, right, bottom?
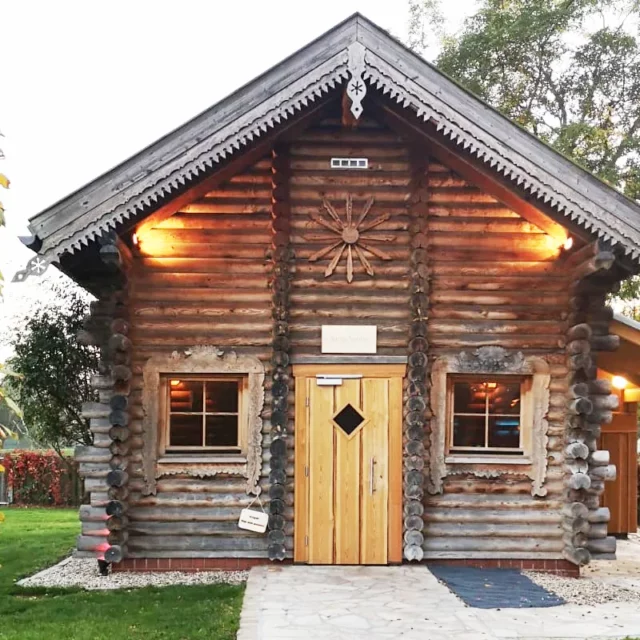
304, 195, 395, 282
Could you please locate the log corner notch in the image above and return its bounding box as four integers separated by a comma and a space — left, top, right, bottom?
77, 234, 132, 565
402, 149, 430, 562
267, 144, 292, 562
563, 239, 625, 566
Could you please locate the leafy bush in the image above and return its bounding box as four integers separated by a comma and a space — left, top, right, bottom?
1, 450, 82, 506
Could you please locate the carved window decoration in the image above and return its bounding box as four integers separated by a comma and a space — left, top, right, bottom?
304, 195, 395, 282
430, 348, 550, 497
333, 403, 367, 438
448, 376, 530, 455
141, 347, 265, 496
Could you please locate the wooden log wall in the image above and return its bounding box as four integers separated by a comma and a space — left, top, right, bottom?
76, 237, 132, 563
288, 117, 412, 353
94, 110, 617, 564
267, 145, 292, 562
122, 159, 282, 559
403, 150, 430, 562
562, 243, 621, 563
422, 159, 571, 561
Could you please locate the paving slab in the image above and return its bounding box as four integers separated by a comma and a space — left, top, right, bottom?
237, 565, 640, 640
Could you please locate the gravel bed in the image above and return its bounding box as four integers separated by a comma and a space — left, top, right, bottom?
524, 571, 640, 605
17, 556, 248, 591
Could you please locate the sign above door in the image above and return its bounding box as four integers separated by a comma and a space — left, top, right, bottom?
321, 325, 377, 354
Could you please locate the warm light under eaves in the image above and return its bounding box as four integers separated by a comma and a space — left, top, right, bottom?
132, 232, 139, 246
170, 380, 181, 387
612, 376, 628, 390
563, 237, 574, 250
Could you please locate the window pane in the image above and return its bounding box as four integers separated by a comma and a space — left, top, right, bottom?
453, 382, 486, 413
452, 415, 485, 448
205, 415, 239, 447
488, 382, 521, 415
488, 416, 521, 448
170, 379, 203, 413
170, 414, 203, 446
205, 381, 239, 413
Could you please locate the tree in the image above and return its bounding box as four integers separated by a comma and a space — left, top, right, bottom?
6, 286, 98, 456
408, 0, 640, 310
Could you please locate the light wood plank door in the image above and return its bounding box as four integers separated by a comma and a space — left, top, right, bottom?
294, 365, 404, 565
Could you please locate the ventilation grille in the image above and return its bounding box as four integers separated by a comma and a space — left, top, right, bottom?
330, 157, 368, 169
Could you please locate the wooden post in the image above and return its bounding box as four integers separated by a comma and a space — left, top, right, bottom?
563, 252, 622, 565
402, 150, 430, 563
267, 144, 292, 562
76, 236, 131, 564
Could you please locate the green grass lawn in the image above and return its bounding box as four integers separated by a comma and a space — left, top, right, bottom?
0, 507, 244, 640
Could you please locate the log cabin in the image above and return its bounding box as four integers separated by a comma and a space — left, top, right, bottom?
15, 14, 640, 574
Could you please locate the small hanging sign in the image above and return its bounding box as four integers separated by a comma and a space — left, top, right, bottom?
238, 495, 269, 533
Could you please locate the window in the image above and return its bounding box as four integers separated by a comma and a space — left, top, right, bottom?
448, 376, 531, 455
163, 375, 247, 453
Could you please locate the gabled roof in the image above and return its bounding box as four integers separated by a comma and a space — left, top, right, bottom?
21, 13, 640, 269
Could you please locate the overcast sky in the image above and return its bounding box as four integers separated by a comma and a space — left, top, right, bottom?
0, 0, 477, 354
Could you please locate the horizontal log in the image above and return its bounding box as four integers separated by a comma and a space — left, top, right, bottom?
588, 379, 612, 395
589, 465, 616, 481
590, 334, 620, 352
563, 531, 587, 548
425, 510, 560, 525
567, 397, 593, 415
590, 394, 619, 411
422, 537, 563, 552
82, 402, 110, 419
562, 517, 589, 534
128, 536, 272, 552
588, 450, 610, 466
587, 507, 610, 524
562, 502, 589, 519
587, 523, 609, 539
75, 446, 111, 464
566, 473, 591, 491
563, 546, 591, 566
564, 442, 589, 460
586, 536, 616, 554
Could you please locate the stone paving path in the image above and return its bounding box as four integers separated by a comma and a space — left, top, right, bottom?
237, 565, 640, 640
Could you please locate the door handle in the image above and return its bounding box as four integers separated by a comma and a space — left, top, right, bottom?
369, 457, 376, 495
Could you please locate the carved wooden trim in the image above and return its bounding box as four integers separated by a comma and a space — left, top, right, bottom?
140, 347, 265, 496
304, 194, 394, 282
267, 144, 293, 562
402, 151, 430, 562
429, 348, 550, 498
38, 54, 350, 262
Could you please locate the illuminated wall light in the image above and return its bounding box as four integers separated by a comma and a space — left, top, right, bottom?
170, 379, 181, 387
563, 236, 574, 250
132, 232, 139, 246
612, 375, 628, 390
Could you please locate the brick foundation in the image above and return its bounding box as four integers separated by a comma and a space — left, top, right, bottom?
112, 557, 579, 576
112, 558, 276, 572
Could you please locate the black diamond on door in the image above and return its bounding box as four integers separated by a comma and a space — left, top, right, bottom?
333, 403, 365, 437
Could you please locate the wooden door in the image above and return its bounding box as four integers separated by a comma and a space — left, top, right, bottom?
293, 365, 403, 565
600, 411, 638, 534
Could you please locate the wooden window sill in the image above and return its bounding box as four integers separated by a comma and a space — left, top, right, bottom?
158, 455, 247, 465
445, 455, 531, 465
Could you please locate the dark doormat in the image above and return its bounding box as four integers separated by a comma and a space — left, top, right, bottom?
428, 565, 565, 609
